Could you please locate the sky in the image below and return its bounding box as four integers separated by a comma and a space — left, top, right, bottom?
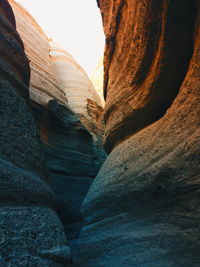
16, 0, 105, 76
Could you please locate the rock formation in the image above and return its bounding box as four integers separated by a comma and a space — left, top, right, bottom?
78, 0, 200, 266
101, 0, 197, 153
50, 40, 102, 117
9, 0, 67, 106
9, 0, 106, 249
91, 56, 105, 106
0, 1, 69, 265
2, 0, 199, 265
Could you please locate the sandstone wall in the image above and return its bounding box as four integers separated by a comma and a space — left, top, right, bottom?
9, 0, 67, 106
78, 0, 200, 266
8, 0, 106, 248
0, 1, 69, 265
91, 56, 105, 106
50, 40, 102, 117
100, 0, 196, 153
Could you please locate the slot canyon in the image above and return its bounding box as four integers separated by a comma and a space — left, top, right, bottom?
0, 0, 199, 266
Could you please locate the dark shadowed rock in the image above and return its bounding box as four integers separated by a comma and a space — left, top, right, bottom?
8, 0, 106, 250
78, 0, 200, 266
0, 1, 69, 265
31, 99, 106, 241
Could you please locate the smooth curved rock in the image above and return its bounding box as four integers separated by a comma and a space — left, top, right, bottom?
91, 56, 105, 106
40, 100, 102, 238
31, 97, 106, 261
9, 0, 67, 106
78, 0, 200, 266
0, 1, 69, 265
7, 0, 106, 246
50, 40, 102, 117
101, 0, 196, 153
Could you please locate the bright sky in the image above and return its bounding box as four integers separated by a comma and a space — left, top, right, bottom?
16, 0, 105, 76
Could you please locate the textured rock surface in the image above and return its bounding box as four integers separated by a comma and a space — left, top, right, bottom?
91, 56, 105, 106
31, 99, 104, 240
7, 0, 106, 248
31, 98, 106, 263
0, 1, 69, 265
50, 40, 102, 117
78, 0, 200, 266
101, 0, 196, 153
9, 0, 67, 106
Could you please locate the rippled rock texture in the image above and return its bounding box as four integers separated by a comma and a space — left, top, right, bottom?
79, 0, 200, 266
101, 0, 197, 153
9, 0, 67, 106
0, 1, 69, 265
9, 0, 106, 245
50, 40, 102, 117
31, 99, 106, 241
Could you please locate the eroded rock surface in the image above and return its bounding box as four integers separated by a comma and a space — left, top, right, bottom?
91, 56, 105, 106
8, 0, 106, 246
78, 0, 200, 266
50, 40, 102, 117
0, 1, 69, 265
9, 0, 67, 106
101, 0, 196, 153
32, 99, 105, 240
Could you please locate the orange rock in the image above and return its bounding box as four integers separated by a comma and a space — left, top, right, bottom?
100, 0, 196, 153
79, 1, 200, 266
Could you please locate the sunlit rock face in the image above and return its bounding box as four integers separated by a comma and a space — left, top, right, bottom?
0, 1, 69, 265
9, 0, 67, 106
78, 0, 200, 266
50, 40, 102, 117
9, 0, 106, 243
100, 0, 196, 153
91, 56, 105, 106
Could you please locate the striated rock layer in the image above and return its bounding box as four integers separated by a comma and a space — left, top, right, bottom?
9, 0, 106, 245
31, 99, 106, 241
9, 0, 67, 106
0, 1, 69, 265
79, 0, 200, 266
101, 0, 196, 153
50, 40, 102, 117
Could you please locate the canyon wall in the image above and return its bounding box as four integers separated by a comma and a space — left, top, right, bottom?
0, 1, 69, 265
1, 0, 199, 265
9, 0, 67, 106
91, 56, 105, 106
50, 41, 102, 116
78, 0, 200, 266
9, 0, 106, 251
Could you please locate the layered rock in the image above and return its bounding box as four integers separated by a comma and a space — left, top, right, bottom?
9, 0, 67, 106
79, 0, 200, 266
0, 1, 69, 265
100, 0, 196, 153
50, 40, 102, 117
32, 99, 105, 239
9, 0, 106, 246
91, 56, 105, 106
